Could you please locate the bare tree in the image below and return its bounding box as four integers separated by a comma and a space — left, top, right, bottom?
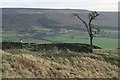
73, 11, 100, 46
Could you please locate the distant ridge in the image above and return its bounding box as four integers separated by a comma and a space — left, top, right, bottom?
2, 8, 118, 30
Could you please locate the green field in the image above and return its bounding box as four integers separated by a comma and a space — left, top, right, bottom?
2, 28, 118, 49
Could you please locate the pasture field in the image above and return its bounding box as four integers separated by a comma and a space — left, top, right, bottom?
2, 28, 119, 48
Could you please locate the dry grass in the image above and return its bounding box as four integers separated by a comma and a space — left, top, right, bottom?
2, 49, 119, 78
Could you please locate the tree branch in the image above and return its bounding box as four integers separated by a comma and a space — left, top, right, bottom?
73, 13, 91, 35
88, 11, 99, 37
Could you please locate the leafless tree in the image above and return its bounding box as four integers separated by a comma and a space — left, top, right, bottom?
73, 11, 100, 46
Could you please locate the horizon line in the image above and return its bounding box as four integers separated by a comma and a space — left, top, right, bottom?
1, 7, 118, 12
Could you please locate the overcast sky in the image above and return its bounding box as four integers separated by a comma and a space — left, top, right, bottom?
0, 0, 119, 11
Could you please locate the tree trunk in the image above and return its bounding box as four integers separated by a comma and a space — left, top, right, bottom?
90, 36, 93, 46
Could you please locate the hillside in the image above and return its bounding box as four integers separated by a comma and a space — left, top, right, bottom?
2, 49, 119, 78
2, 8, 118, 48
1, 42, 119, 78
2, 8, 118, 30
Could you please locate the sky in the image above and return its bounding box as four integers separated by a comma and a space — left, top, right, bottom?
0, 0, 119, 11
